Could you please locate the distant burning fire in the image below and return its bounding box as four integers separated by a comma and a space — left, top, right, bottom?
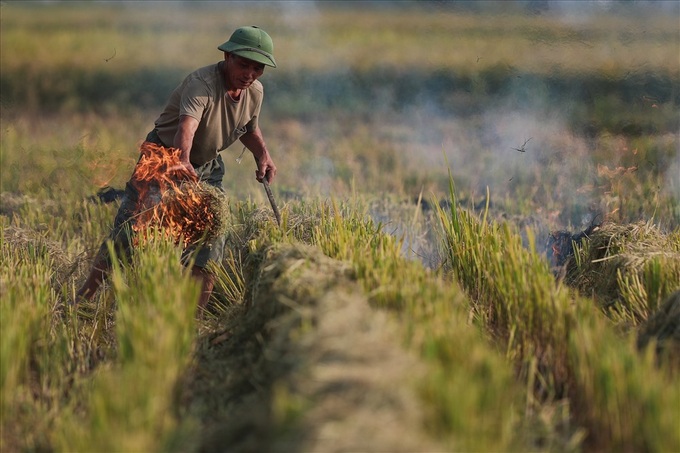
546, 220, 602, 271
130, 142, 228, 247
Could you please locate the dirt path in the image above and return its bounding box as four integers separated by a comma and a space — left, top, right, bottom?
187, 243, 441, 452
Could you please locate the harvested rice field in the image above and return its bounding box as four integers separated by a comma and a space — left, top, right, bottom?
2, 2, 679, 452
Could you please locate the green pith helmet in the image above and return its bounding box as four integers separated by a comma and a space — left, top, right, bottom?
218, 26, 277, 68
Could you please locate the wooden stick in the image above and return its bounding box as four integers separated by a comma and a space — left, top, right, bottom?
262, 180, 281, 226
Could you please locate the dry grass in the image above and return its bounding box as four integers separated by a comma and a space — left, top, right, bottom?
2, 225, 75, 285
567, 221, 680, 326
186, 242, 441, 451
155, 182, 230, 245
436, 184, 680, 451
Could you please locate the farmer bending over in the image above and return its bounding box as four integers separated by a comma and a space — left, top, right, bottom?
76, 25, 278, 309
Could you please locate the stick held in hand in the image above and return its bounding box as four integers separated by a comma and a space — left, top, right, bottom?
262, 179, 281, 226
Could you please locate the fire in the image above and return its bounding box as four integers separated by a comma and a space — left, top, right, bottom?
132, 142, 197, 186
130, 142, 228, 247
546, 221, 602, 271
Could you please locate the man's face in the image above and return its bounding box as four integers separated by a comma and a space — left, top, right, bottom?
225, 53, 265, 90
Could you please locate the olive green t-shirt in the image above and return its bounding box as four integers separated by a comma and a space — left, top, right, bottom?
154, 61, 263, 166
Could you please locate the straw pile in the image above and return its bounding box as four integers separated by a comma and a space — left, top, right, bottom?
1, 192, 58, 218
157, 182, 230, 246
2, 225, 77, 288
565, 221, 680, 322
133, 181, 229, 248
186, 244, 438, 452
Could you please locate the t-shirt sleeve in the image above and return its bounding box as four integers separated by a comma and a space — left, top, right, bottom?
179, 77, 210, 121
245, 93, 263, 133
245, 110, 260, 133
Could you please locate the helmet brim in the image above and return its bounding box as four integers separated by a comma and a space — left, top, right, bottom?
218, 42, 277, 68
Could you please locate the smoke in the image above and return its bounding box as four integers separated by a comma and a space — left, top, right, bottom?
401, 83, 597, 223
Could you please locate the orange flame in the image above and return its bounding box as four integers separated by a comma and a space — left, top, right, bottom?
130, 142, 219, 247
132, 142, 197, 187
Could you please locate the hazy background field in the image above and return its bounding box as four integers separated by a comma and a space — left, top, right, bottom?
2, 0, 679, 233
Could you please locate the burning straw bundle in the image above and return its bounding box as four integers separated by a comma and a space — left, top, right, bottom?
157, 182, 229, 245
131, 142, 229, 247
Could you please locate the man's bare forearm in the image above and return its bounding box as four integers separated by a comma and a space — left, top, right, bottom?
171, 115, 200, 178
239, 127, 270, 159
174, 115, 200, 164
240, 127, 276, 182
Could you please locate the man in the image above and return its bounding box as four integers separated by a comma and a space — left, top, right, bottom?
76, 25, 278, 309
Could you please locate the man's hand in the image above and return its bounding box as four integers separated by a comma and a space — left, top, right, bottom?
176, 158, 199, 182
173, 115, 200, 181
256, 153, 277, 184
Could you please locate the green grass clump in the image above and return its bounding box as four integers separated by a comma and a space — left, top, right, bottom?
569, 308, 679, 452
0, 194, 124, 452
0, 218, 68, 451
216, 199, 538, 449
637, 290, 680, 368
437, 181, 680, 451
54, 233, 200, 452
308, 200, 556, 451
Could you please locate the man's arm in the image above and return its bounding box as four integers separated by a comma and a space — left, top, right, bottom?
173, 115, 200, 179
240, 126, 277, 183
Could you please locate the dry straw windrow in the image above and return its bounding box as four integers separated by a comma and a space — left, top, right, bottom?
54, 233, 199, 452
567, 221, 680, 326
187, 243, 443, 452
309, 200, 546, 451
